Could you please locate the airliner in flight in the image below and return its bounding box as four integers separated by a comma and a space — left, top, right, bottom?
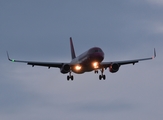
7, 37, 156, 80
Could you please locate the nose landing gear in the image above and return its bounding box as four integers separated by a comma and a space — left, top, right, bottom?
94, 70, 98, 74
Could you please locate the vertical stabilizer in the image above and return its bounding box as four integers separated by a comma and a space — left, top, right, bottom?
70, 37, 76, 59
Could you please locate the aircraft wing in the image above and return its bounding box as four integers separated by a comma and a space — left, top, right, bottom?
100, 48, 156, 68
7, 52, 66, 68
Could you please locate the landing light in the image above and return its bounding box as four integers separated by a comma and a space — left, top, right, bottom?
75, 65, 82, 71
92, 62, 99, 69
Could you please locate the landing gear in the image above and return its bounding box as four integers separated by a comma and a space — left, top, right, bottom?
67, 72, 74, 81
99, 74, 106, 80
67, 75, 73, 81
99, 68, 106, 80
94, 70, 98, 74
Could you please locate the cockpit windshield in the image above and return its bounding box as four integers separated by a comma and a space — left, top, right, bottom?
89, 48, 103, 53
94, 49, 102, 52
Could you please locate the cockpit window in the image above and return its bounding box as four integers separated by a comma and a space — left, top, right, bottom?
94, 49, 102, 52
95, 49, 98, 52
89, 48, 103, 53
98, 49, 102, 52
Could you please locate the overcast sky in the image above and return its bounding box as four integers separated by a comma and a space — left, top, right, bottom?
0, 0, 163, 120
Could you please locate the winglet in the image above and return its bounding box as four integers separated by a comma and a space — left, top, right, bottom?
6, 51, 15, 62
152, 48, 156, 59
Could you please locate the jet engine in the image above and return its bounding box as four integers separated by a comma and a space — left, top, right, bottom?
60, 64, 70, 74
109, 63, 120, 73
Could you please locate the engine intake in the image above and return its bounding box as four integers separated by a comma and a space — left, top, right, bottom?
60, 64, 70, 74
109, 63, 120, 73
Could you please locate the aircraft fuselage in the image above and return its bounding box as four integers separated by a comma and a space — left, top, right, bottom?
70, 47, 104, 73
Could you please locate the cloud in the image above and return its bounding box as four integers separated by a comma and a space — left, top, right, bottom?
146, 0, 163, 6
74, 101, 135, 113
152, 22, 163, 34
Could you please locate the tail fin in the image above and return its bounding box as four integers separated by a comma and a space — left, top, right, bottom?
70, 37, 76, 59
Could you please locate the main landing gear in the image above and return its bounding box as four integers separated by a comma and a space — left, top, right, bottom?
99, 74, 106, 80
98, 68, 106, 80
67, 72, 74, 81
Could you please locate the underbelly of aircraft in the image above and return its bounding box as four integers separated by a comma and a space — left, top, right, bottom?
72, 64, 95, 74
71, 55, 103, 74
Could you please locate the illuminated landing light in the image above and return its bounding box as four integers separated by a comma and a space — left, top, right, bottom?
75, 65, 82, 71
92, 62, 99, 69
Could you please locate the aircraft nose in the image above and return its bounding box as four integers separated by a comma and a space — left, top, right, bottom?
91, 52, 104, 62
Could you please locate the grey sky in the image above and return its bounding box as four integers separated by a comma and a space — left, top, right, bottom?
0, 1, 163, 120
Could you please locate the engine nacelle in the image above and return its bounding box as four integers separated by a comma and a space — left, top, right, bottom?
109, 63, 120, 73
60, 64, 70, 74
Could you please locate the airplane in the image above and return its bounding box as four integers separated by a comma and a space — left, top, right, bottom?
7, 37, 156, 81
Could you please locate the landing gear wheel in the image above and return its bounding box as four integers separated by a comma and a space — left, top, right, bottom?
99, 75, 102, 80
99, 68, 106, 80
71, 76, 74, 81
67, 76, 70, 81
103, 75, 106, 80
99, 75, 106, 80
94, 70, 98, 74
67, 72, 74, 81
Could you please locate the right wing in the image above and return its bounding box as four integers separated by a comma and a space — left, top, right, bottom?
100, 48, 156, 68
7, 52, 67, 68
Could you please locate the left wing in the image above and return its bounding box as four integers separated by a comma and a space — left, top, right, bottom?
7, 52, 66, 68
101, 48, 156, 68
